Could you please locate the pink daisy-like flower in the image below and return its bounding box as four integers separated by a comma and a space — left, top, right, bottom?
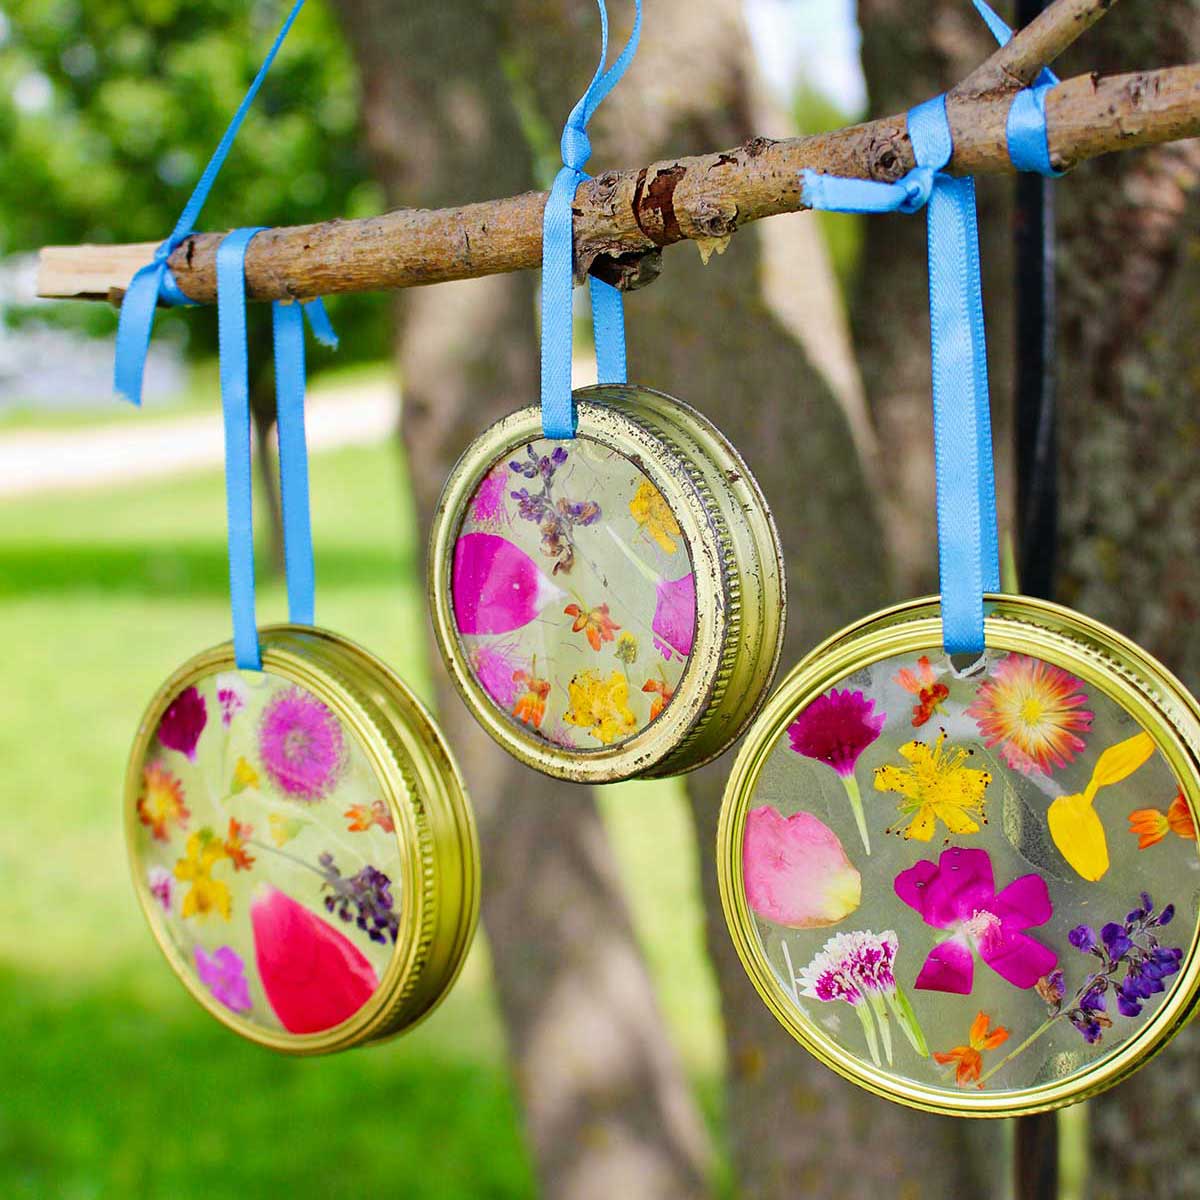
258, 686, 346, 803
157, 685, 207, 762
894, 846, 1058, 994
788, 689, 886, 778
469, 640, 524, 709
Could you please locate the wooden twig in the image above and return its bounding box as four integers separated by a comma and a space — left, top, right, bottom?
35, 0, 1200, 306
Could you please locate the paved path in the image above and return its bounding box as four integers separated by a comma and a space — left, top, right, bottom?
0, 377, 400, 498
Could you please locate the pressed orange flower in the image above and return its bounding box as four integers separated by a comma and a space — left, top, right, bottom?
563, 669, 637, 745
564, 601, 621, 651
223, 818, 256, 871
894, 656, 950, 727
136, 763, 190, 842
174, 829, 232, 921
874, 731, 991, 841
934, 1011, 1009, 1087
966, 653, 1093, 775
512, 667, 552, 729
642, 675, 675, 721
629, 480, 681, 554
1129, 790, 1196, 849
345, 799, 396, 834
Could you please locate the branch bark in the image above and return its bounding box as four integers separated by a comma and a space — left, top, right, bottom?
36, 0, 1200, 305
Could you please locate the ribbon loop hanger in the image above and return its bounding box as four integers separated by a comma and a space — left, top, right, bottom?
540, 0, 643, 439
802, 0, 1061, 658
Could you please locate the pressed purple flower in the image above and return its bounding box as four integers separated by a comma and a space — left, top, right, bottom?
158, 686, 207, 762
1068, 925, 1096, 952
1159, 903, 1176, 926
318, 852, 400, 944
217, 677, 246, 727
258, 687, 345, 803
194, 945, 252, 1014
147, 866, 174, 913
1069, 1010, 1105, 1044
1101, 922, 1134, 959
788, 689, 886, 778
1080, 983, 1107, 1013
1036, 968, 1066, 1009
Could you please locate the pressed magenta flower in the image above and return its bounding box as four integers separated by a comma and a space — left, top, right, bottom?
258, 687, 346, 803
453, 532, 564, 635
652, 574, 695, 662
743, 806, 861, 928
468, 639, 524, 709
157, 685, 207, 762
147, 866, 174, 913
894, 847, 1057, 994
194, 945, 252, 1014
470, 463, 511, 525
216, 675, 246, 727
966, 653, 1093, 775
788, 690, 886, 854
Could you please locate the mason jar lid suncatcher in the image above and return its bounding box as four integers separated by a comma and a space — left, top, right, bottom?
112, 2, 479, 1054
427, 0, 786, 783
716, 6, 1200, 1118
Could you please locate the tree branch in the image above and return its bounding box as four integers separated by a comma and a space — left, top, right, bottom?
36, 0, 1200, 306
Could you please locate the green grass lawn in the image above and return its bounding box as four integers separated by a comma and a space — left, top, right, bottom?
0, 436, 724, 1198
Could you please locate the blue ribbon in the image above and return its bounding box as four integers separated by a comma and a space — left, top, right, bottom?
801, 0, 1061, 655
217, 228, 335, 669
113, 0, 308, 405
540, 0, 642, 438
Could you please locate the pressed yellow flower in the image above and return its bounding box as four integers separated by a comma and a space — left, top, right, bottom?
562, 669, 637, 745
136, 763, 189, 842
174, 829, 232, 920
231, 756, 260, 793
1048, 732, 1155, 881
614, 631, 639, 665
873, 731, 991, 841
269, 812, 306, 847
629, 481, 681, 554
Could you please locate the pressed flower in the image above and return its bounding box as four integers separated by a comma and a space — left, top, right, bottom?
562, 669, 637, 745
1047, 732, 1156, 881
614, 631, 639, 665
966, 653, 1093, 775
216, 676, 246, 727
511, 662, 552, 729
251, 885, 379, 1034
223, 818, 256, 872
147, 866, 175, 913
136, 763, 190, 842
506, 446, 599, 575
894, 656, 950, 727
788, 689, 886, 854
894, 847, 1057, 995
231, 756, 260, 794
194, 945, 252, 1014
1129, 790, 1196, 849
795, 930, 928, 1066
268, 812, 306, 847
344, 799, 395, 834
629, 480, 681, 554
453, 532, 565, 634
642, 674, 674, 721
258, 687, 346, 803
651, 573, 696, 662
174, 829, 232, 921
564, 601, 621, 651
742, 806, 861, 928
318, 853, 400, 944
470, 463, 511, 525
157, 685, 208, 762
934, 1011, 1010, 1087
469, 640, 524, 709
873, 731, 991, 842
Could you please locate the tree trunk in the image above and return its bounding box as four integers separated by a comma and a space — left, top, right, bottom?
1048, 5, 1200, 1196
331, 4, 712, 1197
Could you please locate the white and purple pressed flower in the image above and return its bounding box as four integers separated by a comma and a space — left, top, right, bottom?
794, 930, 928, 1067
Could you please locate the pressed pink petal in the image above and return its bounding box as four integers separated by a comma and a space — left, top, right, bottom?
920, 847, 996, 928
992, 873, 1053, 931
651, 574, 695, 661
452, 532, 561, 635
742, 806, 861, 928
914, 936, 974, 993
979, 927, 1058, 990
893, 858, 939, 917
251, 885, 379, 1034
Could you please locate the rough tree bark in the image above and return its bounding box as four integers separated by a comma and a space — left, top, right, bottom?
1047, 3, 1200, 1196
331, 4, 712, 1198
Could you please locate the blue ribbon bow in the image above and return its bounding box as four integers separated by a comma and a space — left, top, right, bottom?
540, 0, 643, 438
802, 0, 1061, 656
